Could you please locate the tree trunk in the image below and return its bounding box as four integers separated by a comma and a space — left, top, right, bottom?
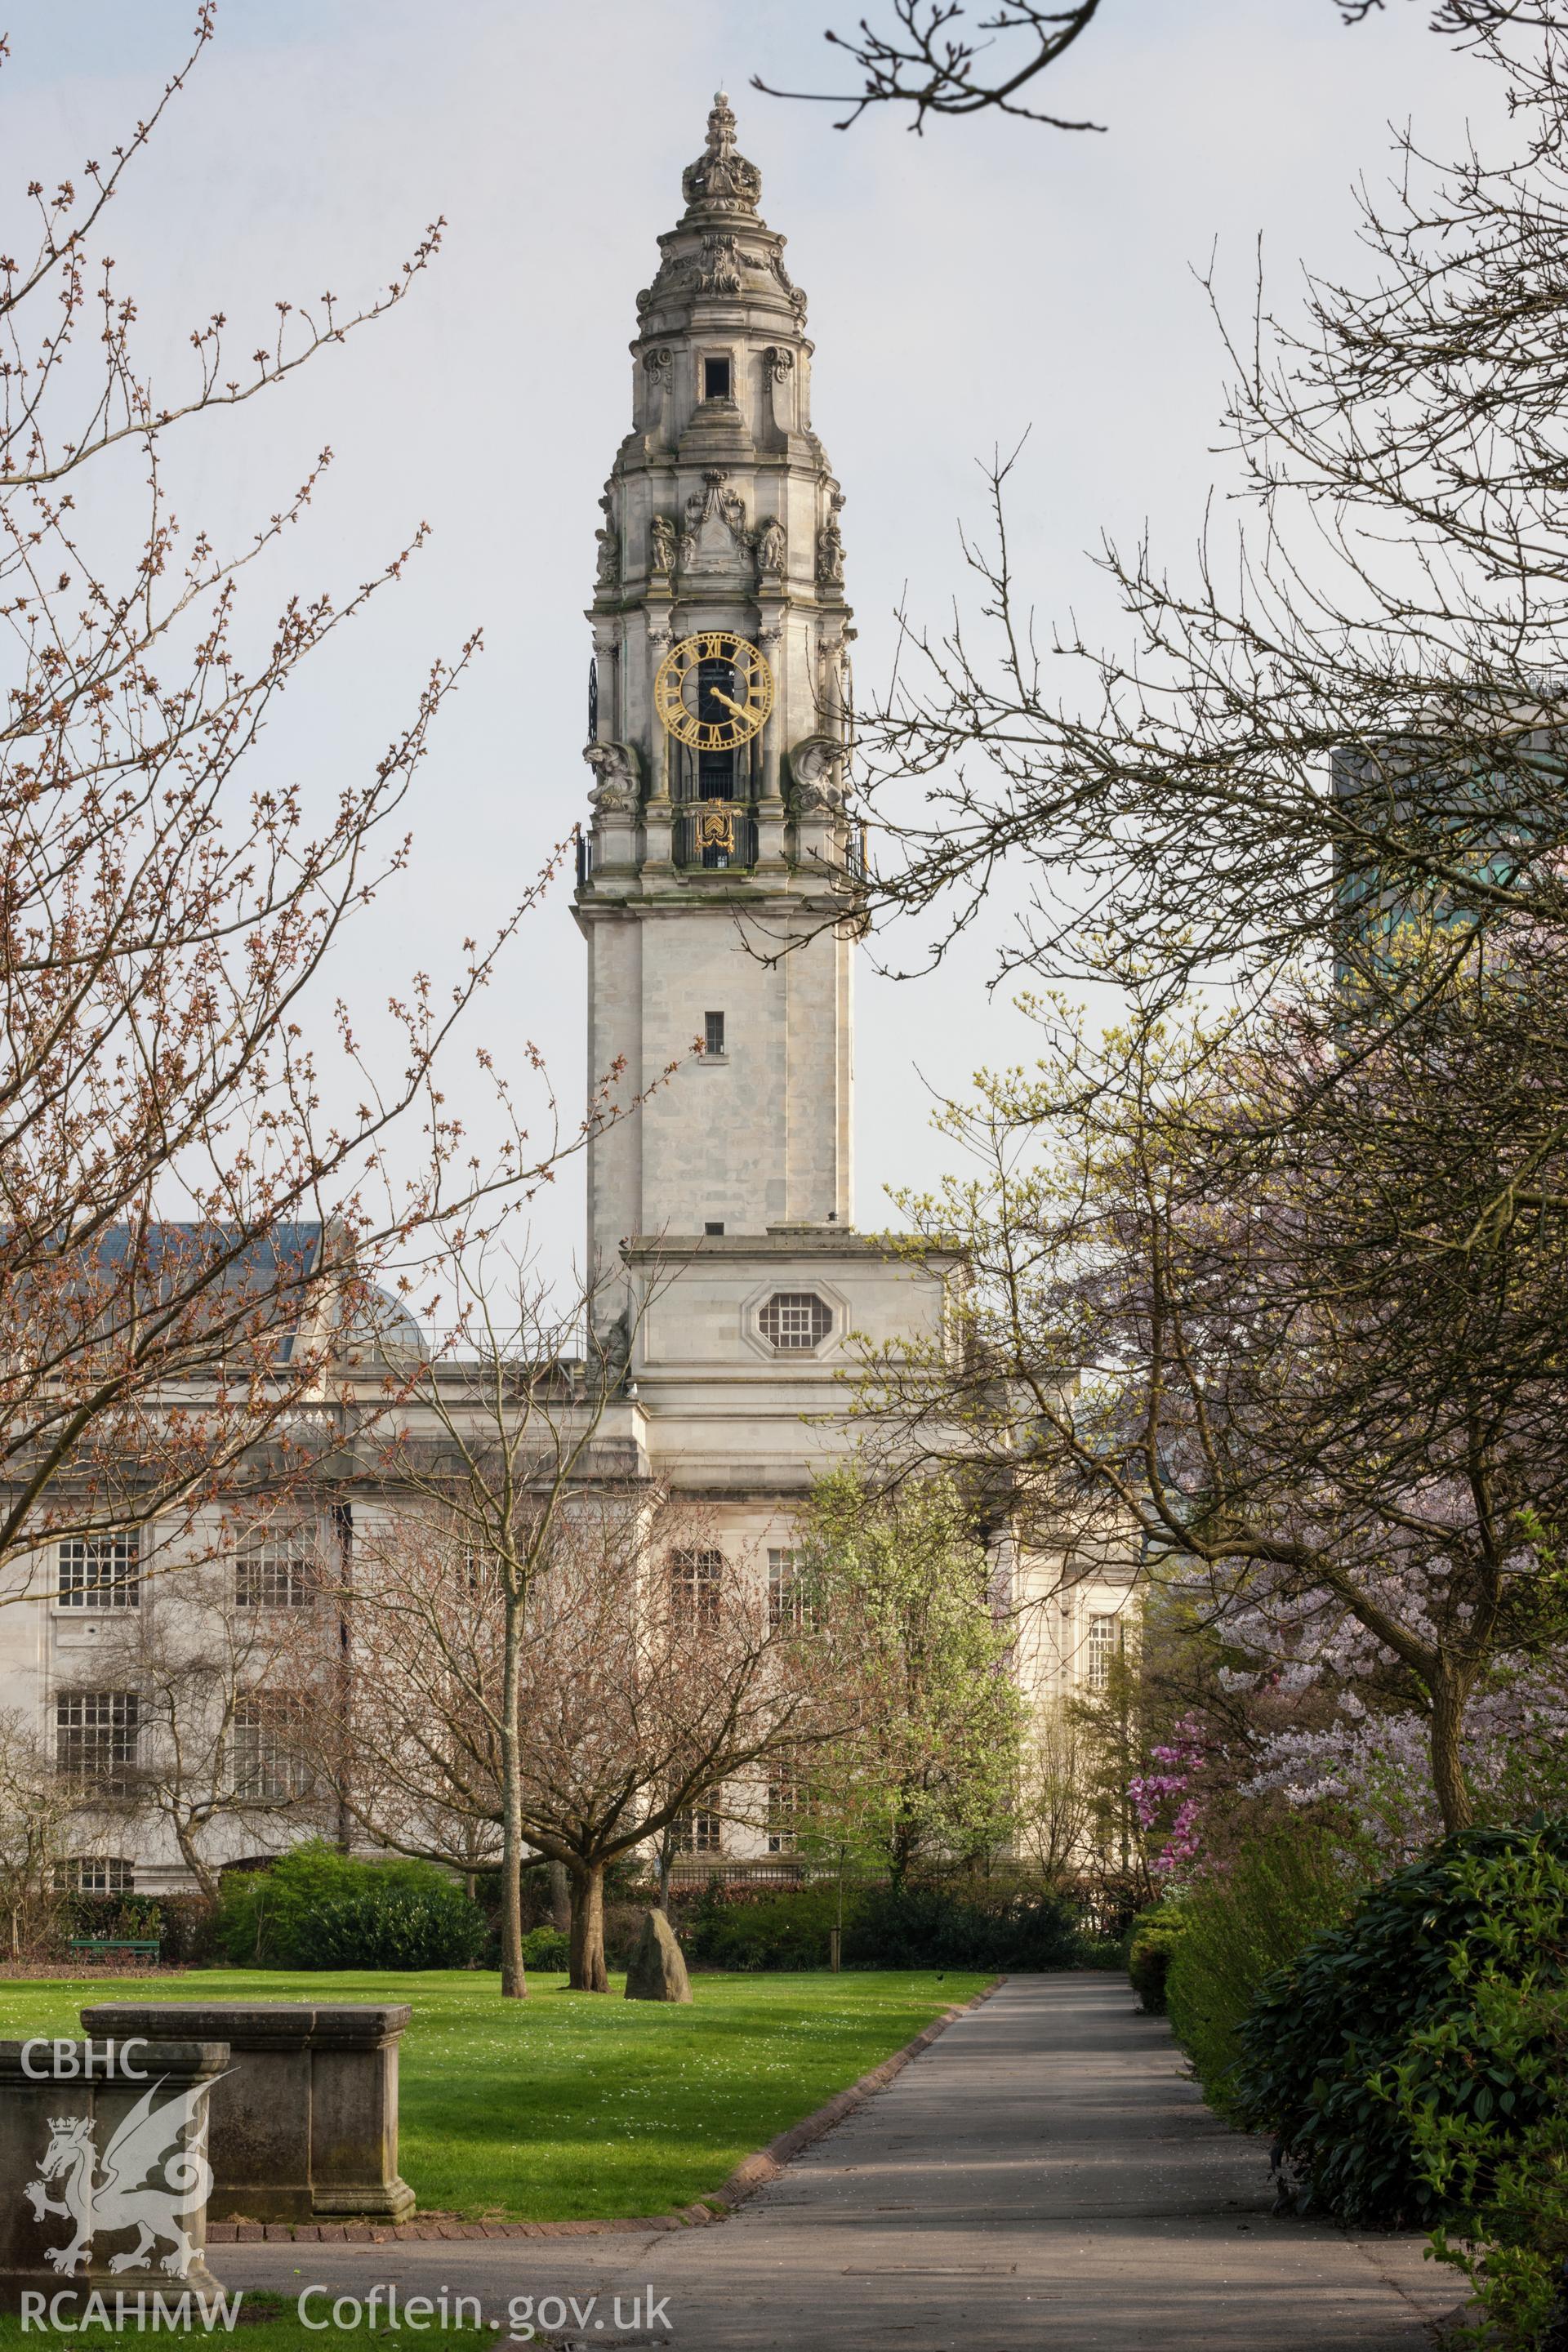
1429, 1677, 1475, 1836
548, 1859, 570, 1933
568, 1860, 608, 1992
333, 1502, 355, 1855
173, 1822, 220, 1907
498, 1604, 528, 1999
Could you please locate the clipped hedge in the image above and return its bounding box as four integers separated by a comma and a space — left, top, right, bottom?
216, 1842, 484, 1970
684, 1878, 1078, 1971
1232, 1815, 1568, 2230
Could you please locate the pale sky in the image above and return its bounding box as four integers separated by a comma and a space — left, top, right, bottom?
5, 2, 1496, 1281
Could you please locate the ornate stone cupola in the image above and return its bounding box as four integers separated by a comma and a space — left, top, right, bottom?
574, 96, 859, 1306
576, 91, 858, 885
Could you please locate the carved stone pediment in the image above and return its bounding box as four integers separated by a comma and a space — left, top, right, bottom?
679, 470, 751, 577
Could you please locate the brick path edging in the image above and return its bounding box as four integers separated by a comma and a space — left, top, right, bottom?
207, 1976, 1005, 2247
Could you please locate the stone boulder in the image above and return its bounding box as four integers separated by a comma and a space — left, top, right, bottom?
624, 1908, 693, 2002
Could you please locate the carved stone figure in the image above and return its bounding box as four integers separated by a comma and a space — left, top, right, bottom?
816, 513, 845, 589
718, 480, 747, 538
650, 515, 677, 577
681, 91, 764, 216
764, 346, 795, 385
756, 517, 786, 578
817, 621, 857, 730
697, 235, 745, 297
789, 736, 845, 813
583, 741, 640, 813
594, 494, 619, 595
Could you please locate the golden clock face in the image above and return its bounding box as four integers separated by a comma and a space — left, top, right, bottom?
654, 630, 774, 749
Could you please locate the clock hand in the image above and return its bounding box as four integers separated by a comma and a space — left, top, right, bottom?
709, 688, 751, 719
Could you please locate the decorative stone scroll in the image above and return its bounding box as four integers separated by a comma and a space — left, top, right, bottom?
80, 2004, 414, 2227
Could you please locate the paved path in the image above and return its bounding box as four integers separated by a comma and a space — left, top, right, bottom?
218, 1976, 1463, 2350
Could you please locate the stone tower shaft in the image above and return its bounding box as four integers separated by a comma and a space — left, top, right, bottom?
574, 94, 861, 1293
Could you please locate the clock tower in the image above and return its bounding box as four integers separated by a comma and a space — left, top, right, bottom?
574, 92, 862, 1328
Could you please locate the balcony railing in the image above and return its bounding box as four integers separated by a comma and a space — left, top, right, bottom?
675, 804, 760, 871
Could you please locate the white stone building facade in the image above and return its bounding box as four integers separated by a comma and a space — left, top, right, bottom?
0, 99, 1134, 1898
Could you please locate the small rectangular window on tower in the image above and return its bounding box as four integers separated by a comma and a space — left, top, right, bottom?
702, 355, 732, 400
704, 1011, 725, 1057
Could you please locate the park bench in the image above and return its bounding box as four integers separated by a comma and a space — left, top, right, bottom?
66, 1937, 161, 1962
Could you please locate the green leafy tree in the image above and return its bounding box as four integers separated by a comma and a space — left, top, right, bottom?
798, 1468, 1024, 1884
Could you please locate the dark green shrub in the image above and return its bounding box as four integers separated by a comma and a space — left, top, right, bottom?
1387, 1840, 1568, 2349
158, 1895, 220, 1965
1232, 1816, 1568, 2230
1403, 1971, 1568, 2350
1164, 1827, 1368, 2109
63, 1894, 165, 1950
1127, 1903, 1187, 2014
686, 1884, 844, 1971
1069, 1932, 1127, 1971
519, 1925, 570, 1970
845, 1883, 1077, 1971
683, 1879, 1078, 1971
216, 1842, 483, 1969
306, 1882, 485, 1970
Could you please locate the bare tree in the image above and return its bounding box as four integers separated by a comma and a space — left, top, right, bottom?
755, 0, 1522, 136
0, 12, 602, 1605
0, 1711, 80, 1955
332, 1442, 835, 1993
847, 21, 1568, 1025
868, 940, 1568, 1834
63, 1525, 339, 1901
333, 1266, 644, 1997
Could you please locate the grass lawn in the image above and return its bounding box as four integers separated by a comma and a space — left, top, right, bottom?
0, 2296, 505, 2351
0, 2301, 501, 2352
0, 1968, 988, 2222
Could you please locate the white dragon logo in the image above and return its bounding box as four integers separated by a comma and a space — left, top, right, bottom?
24, 2074, 225, 2278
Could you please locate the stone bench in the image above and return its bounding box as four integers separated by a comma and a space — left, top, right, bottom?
80, 2004, 414, 2225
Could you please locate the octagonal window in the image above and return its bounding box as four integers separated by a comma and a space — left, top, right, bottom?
759, 1291, 832, 1352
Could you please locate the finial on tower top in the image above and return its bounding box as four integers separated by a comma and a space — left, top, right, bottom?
681, 89, 762, 218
